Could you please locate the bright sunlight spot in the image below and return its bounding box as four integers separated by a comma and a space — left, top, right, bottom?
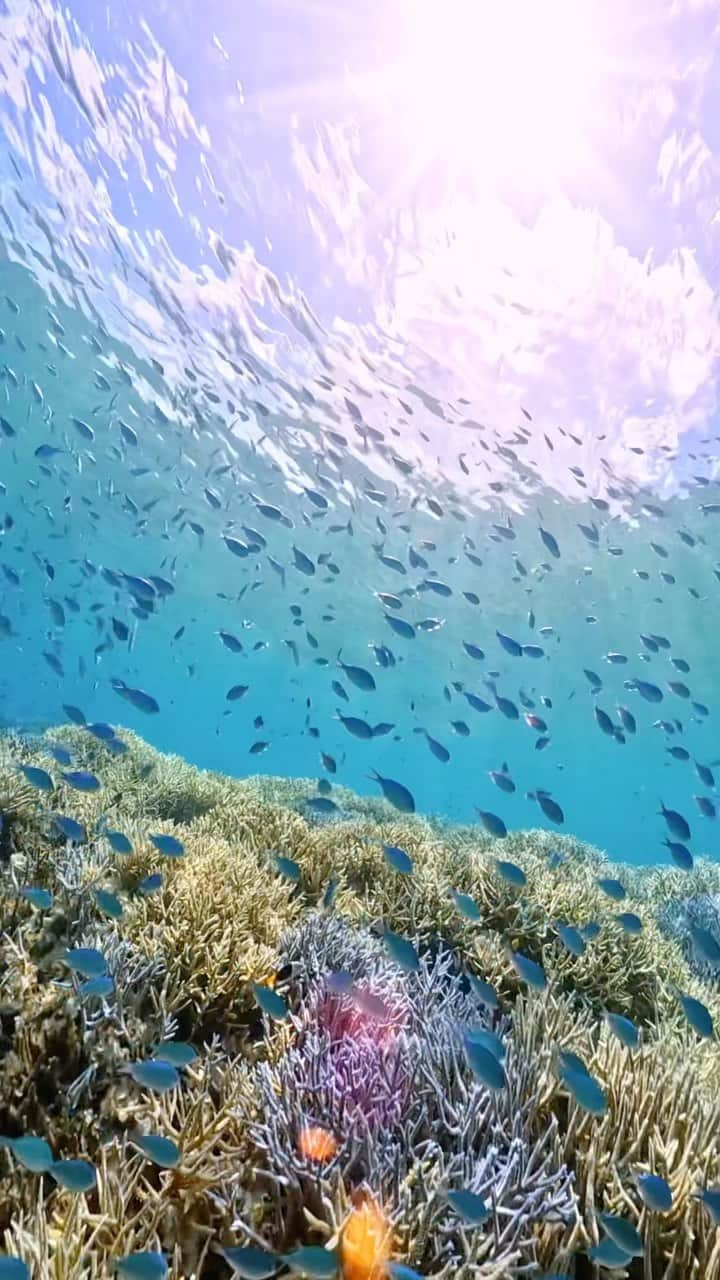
403, 0, 599, 183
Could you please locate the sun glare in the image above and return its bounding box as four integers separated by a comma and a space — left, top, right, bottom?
402, 0, 598, 184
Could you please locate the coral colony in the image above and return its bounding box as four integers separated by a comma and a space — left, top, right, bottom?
1, 725, 720, 1277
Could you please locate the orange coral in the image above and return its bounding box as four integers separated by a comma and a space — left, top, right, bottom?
340, 1191, 391, 1280
297, 1125, 338, 1163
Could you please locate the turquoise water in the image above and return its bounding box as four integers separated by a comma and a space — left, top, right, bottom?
1, 0, 719, 867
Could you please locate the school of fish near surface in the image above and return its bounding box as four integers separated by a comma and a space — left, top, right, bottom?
2, 279, 720, 1275
0, 1, 719, 1275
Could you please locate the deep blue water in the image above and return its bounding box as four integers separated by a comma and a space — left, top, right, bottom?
0, 0, 719, 867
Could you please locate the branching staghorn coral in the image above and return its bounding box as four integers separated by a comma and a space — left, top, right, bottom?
3, 727, 720, 1277
118, 831, 306, 1036
238, 913, 579, 1277
509, 984, 720, 1279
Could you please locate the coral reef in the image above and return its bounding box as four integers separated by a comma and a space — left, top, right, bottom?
0, 724, 719, 1277
242, 913, 578, 1277
657, 891, 720, 982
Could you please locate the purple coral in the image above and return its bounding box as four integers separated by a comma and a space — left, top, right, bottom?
244, 914, 578, 1274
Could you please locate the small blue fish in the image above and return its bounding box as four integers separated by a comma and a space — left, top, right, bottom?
467, 973, 499, 1009
111, 680, 160, 715
466, 1026, 505, 1061
476, 810, 507, 838
50, 1158, 96, 1192
464, 693, 492, 714
93, 889, 123, 920
677, 991, 714, 1038
115, 1253, 168, 1280
64, 947, 107, 978
306, 795, 339, 815
596, 876, 626, 901
383, 844, 413, 875
561, 1066, 606, 1114
606, 1011, 640, 1049
555, 922, 585, 957
133, 1134, 181, 1168
615, 911, 643, 935
690, 924, 720, 967
368, 770, 415, 813
323, 877, 338, 909
451, 890, 482, 922
489, 765, 515, 793
86, 722, 115, 741
383, 928, 419, 972
539, 525, 561, 558
253, 983, 289, 1020
495, 858, 526, 888
636, 1173, 672, 1212
20, 886, 52, 910
557, 1049, 591, 1078
8, 1136, 53, 1172
19, 765, 54, 791
139, 873, 163, 895
283, 1246, 338, 1277
274, 854, 301, 882
698, 1187, 720, 1224
106, 830, 133, 855
153, 1041, 197, 1067
219, 1244, 280, 1278
386, 1266, 424, 1280
446, 1188, 489, 1224
336, 712, 373, 739
62, 703, 86, 725
0, 1258, 30, 1279
659, 802, 691, 842
53, 815, 86, 843
599, 1213, 644, 1257
386, 615, 415, 640
463, 642, 485, 661
588, 1239, 632, 1267
509, 950, 547, 990
496, 630, 523, 656
149, 832, 185, 858
77, 975, 115, 1000
218, 630, 244, 653
631, 679, 664, 703
128, 1060, 180, 1094
464, 1037, 506, 1090
61, 770, 101, 792
337, 658, 376, 692
664, 840, 693, 870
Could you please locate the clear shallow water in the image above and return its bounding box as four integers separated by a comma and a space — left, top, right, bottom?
0, 0, 720, 864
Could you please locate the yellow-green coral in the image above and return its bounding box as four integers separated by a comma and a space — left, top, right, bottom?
1, 724, 719, 1277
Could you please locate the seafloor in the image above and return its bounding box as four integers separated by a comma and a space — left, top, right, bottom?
1, 726, 720, 1279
